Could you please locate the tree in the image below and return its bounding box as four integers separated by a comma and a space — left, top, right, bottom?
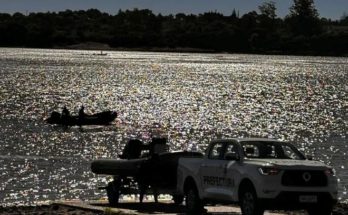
286, 0, 321, 36
259, 1, 276, 20
340, 12, 348, 25
258, 1, 277, 31
289, 0, 319, 18
231, 9, 239, 19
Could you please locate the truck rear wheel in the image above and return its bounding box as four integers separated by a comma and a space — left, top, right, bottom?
106, 181, 120, 206
185, 186, 204, 214
239, 185, 264, 215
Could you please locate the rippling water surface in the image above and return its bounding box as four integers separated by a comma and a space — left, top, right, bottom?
0, 48, 347, 206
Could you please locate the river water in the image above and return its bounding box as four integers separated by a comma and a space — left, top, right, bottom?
0, 48, 347, 206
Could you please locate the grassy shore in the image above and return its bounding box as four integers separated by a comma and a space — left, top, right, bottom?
0, 204, 103, 215
1, 202, 347, 215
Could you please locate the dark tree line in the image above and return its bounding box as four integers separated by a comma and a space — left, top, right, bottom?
0, 0, 347, 56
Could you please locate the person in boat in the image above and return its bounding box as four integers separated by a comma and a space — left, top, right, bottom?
62, 106, 70, 117
61, 106, 70, 124
78, 105, 85, 118
78, 105, 86, 126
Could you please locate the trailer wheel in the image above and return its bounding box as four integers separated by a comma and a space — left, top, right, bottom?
185, 185, 203, 213
138, 183, 146, 203
106, 181, 120, 206
173, 195, 184, 205
153, 188, 158, 203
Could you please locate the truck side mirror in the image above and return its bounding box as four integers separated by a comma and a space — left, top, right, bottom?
224, 152, 240, 161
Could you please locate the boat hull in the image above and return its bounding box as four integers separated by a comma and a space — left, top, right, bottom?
46, 111, 117, 126
91, 158, 145, 176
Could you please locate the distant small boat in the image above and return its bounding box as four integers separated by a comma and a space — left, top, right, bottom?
93, 50, 107, 56
46, 110, 117, 126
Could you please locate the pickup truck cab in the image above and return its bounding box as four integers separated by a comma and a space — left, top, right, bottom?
177, 138, 338, 215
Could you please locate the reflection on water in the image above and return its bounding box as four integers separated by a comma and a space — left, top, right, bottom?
0, 48, 347, 206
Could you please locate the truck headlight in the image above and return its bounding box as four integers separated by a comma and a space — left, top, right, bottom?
258, 167, 280, 176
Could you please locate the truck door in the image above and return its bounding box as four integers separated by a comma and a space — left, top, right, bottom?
218, 142, 239, 200
199, 142, 227, 199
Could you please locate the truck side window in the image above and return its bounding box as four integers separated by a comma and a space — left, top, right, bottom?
282, 145, 302, 159
209, 143, 224, 160
262, 145, 276, 158
243, 144, 260, 158
225, 143, 235, 153
223, 143, 239, 160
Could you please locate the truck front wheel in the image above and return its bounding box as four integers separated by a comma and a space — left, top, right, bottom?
185, 186, 204, 213
239, 186, 264, 215
307, 205, 333, 215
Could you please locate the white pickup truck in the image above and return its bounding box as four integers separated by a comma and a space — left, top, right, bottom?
177, 138, 338, 215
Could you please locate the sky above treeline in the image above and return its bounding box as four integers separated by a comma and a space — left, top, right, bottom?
1, 0, 347, 20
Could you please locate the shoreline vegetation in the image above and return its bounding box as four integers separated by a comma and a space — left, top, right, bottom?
58, 42, 342, 57
1, 0, 347, 57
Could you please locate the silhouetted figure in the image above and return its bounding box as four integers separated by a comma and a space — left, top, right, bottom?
78, 105, 85, 127
62, 106, 70, 117
120, 139, 144, 159
78, 105, 85, 118
61, 106, 70, 125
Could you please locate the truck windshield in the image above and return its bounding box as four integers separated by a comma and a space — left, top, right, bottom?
241, 141, 305, 160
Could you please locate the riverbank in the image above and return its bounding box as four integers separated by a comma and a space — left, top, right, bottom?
1, 201, 347, 215
58, 42, 217, 53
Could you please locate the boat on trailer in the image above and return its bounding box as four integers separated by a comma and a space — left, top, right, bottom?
91, 137, 203, 205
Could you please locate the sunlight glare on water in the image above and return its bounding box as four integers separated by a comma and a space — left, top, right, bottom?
0, 48, 347, 205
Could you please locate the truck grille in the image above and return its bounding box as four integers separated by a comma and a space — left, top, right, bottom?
281, 170, 327, 187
